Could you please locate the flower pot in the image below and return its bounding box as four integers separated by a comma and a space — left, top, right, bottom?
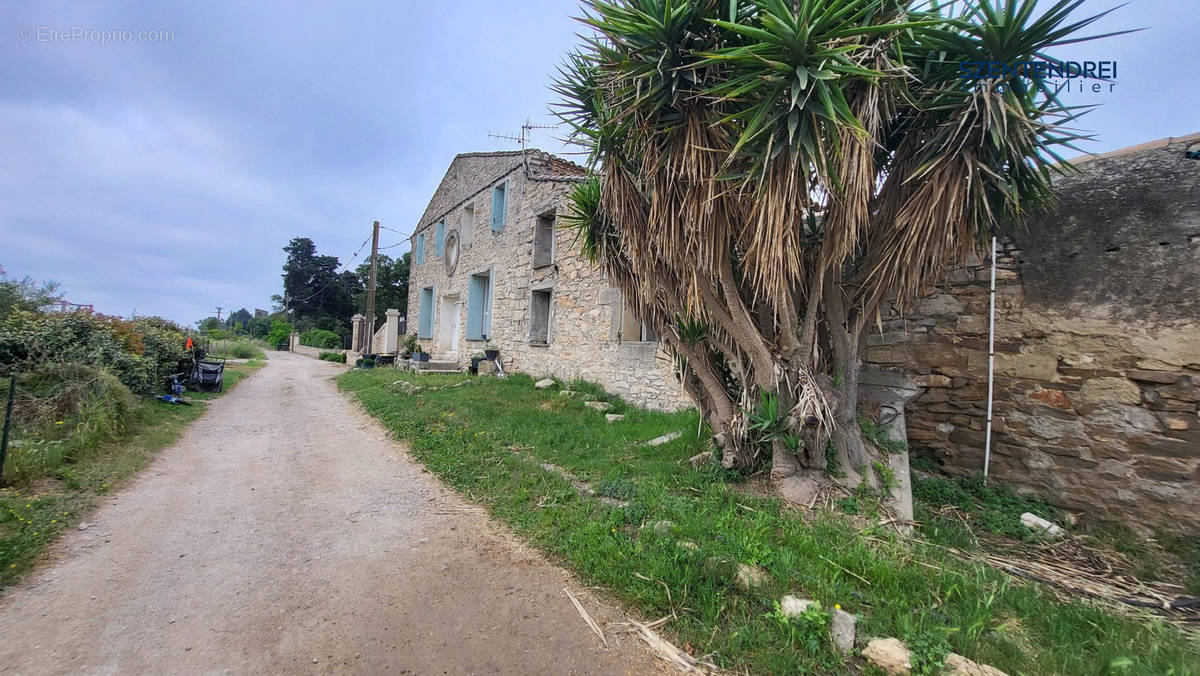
484, 349, 499, 361
413, 352, 430, 363
470, 356, 485, 374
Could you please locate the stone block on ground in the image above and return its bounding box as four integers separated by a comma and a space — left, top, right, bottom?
943, 653, 1009, 676
779, 595, 817, 618
604, 413, 625, 423
584, 400, 613, 412
830, 607, 856, 654
477, 360, 498, 376
1019, 512, 1064, 537
734, 563, 769, 590
534, 378, 555, 389
645, 430, 683, 447
559, 390, 576, 396
863, 637, 912, 675
689, 451, 714, 469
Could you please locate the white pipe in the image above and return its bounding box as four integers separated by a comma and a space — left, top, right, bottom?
983, 235, 997, 484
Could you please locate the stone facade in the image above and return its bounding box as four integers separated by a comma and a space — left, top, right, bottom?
406, 150, 691, 411
865, 134, 1200, 533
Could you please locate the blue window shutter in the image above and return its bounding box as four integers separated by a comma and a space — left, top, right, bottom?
466, 276, 483, 340
415, 233, 426, 264
434, 221, 445, 257
491, 183, 506, 232
483, 270, 493, 337
417, 287, 433, 339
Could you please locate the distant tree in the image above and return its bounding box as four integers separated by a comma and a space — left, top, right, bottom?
355, 252, 410, 327
0, 267, 60, 320
198, 316, 222, 332
247, 315, 271, 339
226, 308, 252, 333
280, 237, 362, 331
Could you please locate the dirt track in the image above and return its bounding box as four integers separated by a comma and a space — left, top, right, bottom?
0, 352, 662, 674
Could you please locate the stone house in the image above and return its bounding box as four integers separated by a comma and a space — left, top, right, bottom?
405, 149, 690, 411
865, 133, 1200, 533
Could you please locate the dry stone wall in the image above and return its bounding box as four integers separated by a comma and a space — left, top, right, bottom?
407, 153, 691, 411
865, 135, 1200, 533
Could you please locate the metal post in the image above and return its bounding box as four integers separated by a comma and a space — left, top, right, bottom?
363, 221, 380, 355
1, 373, 16, 483
983, 236, 997, 484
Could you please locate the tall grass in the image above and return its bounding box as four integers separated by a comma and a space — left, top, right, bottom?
206, 338, 267, 360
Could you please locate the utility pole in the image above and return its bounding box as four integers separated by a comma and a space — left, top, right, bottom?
215, 306, 223, 321
363, 221, 380, 353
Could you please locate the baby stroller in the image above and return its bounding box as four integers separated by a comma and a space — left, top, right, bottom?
190, 355, 226, 392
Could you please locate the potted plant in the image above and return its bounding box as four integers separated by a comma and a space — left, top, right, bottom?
402, 333, 420, 359
469, 352, 486, 374
360, 354, 376, 369
483, 341, 500, 361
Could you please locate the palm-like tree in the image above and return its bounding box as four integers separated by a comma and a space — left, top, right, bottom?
555, 0, 1121, 495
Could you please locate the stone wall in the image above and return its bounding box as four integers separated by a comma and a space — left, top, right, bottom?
407, 151, 692, 411
865, 134, 1200, 533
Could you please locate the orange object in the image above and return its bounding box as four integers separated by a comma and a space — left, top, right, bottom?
185, 336, 194, 350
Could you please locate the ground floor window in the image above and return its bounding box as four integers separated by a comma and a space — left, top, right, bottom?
466, 271, 492, 340
530, 288, 552, 343
418, 287, 434, 339
620, 302, 656, 342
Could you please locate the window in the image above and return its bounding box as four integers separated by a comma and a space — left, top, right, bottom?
620, 301, 657, 342
460, 204, 474, 248
415, 233, 426, 265
491, 182, 507, 232
417, 287, 434, 339
434, 220, 446, 257
530, 289, 552, 343
533, 213, 554, 268
466, 271, 492, 340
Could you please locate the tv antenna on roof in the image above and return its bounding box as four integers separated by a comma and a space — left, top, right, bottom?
488, 117, 557, 151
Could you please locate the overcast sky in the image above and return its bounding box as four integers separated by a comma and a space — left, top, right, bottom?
1, 1, 1196, 325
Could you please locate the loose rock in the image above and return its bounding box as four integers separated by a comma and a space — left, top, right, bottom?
688, 451, 713, 469
863, 637, 912, 675
943, 653, 1009, 676
534, 378, 555, 390
584, 401, 613, 412
779, 595, 817, 618
830, 608, 856, 654
1019, 512, 1064, 537
559, 390, 576, 397
604, 413, 625, 423
735, 563, 769, 590
645, 431, 683, 447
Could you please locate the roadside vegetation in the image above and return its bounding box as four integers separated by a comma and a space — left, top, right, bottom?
339, 369, 1198, 674
0, 268, 265, 588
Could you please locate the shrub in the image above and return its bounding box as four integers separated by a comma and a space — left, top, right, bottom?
300, 329, 341, 349
0, 310, 189, 394
318, 351, 346, 363
266, 321, 292, 348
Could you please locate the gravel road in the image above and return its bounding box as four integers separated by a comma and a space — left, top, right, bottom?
0, 352, 663, 674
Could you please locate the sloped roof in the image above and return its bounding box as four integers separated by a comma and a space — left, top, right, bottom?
415, 149, 588, 232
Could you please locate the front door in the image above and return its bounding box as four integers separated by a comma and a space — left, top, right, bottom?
438, 296, 460, 355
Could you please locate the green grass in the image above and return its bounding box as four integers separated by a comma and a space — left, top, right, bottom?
338, 370, 1198, 675
910, 461, 1065, 548
0, 360, 264, 588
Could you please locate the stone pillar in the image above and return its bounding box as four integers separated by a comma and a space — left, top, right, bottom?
383, 309, 400, 354
289, 331, 299, 352
350, 314, 365, 353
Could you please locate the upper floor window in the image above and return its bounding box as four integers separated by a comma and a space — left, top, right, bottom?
460, 204, 475, 248
415, 233, 426, 265
434, 220, 446, 257
533, 213, 554, 268
491, 182, 507, 232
